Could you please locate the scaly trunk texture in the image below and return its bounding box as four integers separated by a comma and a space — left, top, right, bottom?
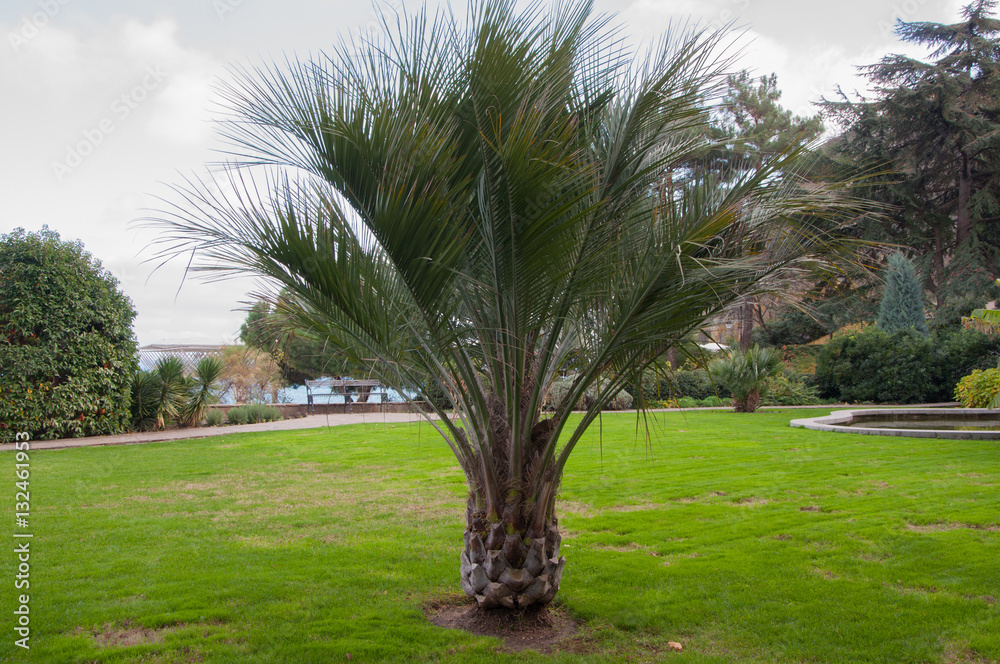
455, 388, 568, 609
733, 389, 761, 413
460, 508, 565, 610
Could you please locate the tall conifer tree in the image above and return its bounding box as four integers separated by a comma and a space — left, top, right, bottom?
824, 1, 1000, 304
878, 252, 929, 334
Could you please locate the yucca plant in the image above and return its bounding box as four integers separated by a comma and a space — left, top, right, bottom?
182, 356, 225, 427
129, 370, 161, 431
149, 0, 864, 610
152, 356, 188, 430
709, 345, 784, 412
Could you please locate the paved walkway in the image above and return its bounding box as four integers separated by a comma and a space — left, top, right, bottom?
0, 403, 959, 452
0, 412, 433, 451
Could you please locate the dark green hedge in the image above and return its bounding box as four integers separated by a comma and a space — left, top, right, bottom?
0, 228, 138, 442
815, 327, 999, 404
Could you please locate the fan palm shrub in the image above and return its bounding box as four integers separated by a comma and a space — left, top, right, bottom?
149, 0, 864, 609
709, 345, 784, 412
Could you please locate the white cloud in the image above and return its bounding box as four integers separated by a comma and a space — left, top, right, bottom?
0, 0, 989, 347
0, 16, 244, 345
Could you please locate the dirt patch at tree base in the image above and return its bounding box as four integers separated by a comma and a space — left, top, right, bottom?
426, 595, 579, 652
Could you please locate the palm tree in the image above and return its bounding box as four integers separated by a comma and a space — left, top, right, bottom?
709, 344, 784, 412
149, 0, 863, 609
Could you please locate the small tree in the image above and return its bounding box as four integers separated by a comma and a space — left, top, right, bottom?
877, 252, 929, 335
240, 299, 358, 384
709, 345, 784, 412
0, 227, 138, 442
218, 346, 285, 404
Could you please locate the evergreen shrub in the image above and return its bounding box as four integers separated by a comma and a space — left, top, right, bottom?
0, 228, 138, 442
816, 327, 1000, 403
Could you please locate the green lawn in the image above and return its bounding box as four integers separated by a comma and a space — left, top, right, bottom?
2, 409, 998, 663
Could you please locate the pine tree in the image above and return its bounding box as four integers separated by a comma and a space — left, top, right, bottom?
823, 1, 1000, 304
878, 252, 929, 334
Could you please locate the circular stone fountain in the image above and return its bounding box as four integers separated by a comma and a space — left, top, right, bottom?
790, 408, 1000, 440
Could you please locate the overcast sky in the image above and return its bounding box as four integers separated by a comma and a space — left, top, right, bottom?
1, 0, 969, 346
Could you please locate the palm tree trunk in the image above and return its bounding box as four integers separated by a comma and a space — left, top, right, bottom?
733, 389, 761, 413
460, 506, 565, 610
458, 415, 567, 610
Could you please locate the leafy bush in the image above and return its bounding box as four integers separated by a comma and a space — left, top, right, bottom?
752, 307, 828, 346
709, 345, 784, 412
936, 328, 1000, 385
762, 371, 822, 406
699, 396, 723, 407
608, 390, 634, 411
225, 407, 248, 425
954, 368, 1000, 408
226, 403, 283, 424
251, 404, 283, 422
204, 409, 225, 426
675, 368, 729, 400
0, 227, 138, 442
648, 399, 679, 409
931, 293, 988, 332
545, 375, 632, 411
676, 396, 699, 409
817, 329, 934, 404
816, 327, 1000, 404
633, 367, 728, 402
